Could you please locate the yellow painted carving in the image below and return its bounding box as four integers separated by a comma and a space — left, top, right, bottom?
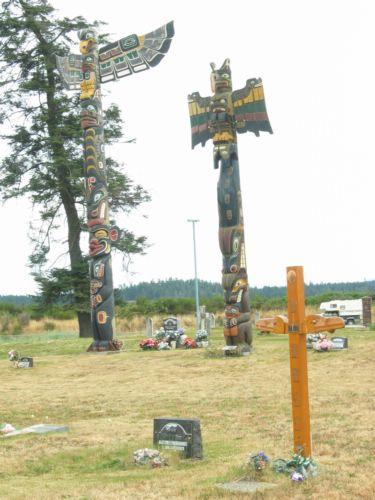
213, 131, 235, 142
80, 72, 96, 100
80, 38, 96, 55
232, 278, 247, 293
188, 101, 209, 116
95, 229, 109, 239
233, 84, 264, 107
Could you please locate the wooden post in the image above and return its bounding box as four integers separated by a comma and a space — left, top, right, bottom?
256, 266, 344, 458
286, 266, 311, 457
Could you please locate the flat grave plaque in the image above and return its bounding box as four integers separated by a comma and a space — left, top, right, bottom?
153, 417, 202, 459
331, 337, 348, 350
17, 357, 33, 368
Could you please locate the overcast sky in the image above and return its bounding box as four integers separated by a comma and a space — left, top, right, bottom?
2, 0, 375, 295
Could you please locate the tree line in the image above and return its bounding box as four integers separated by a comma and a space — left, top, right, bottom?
1, 278, 373, 320
118, 278, 375, 301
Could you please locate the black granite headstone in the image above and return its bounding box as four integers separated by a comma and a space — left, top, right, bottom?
163, 317, 178, 333
153, 417, 203, 459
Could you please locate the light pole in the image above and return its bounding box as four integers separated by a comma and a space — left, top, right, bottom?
187, 219, 200, 331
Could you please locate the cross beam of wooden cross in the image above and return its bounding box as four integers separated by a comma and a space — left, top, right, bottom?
256, 266, 345, 458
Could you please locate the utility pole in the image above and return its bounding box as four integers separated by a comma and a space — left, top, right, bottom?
188, 219, 200, 331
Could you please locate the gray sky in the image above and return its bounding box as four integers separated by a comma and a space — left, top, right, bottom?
2, 0, 375, 295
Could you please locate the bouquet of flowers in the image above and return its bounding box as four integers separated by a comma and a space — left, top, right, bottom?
312, 334, 333, 352
8, 350, 19, 362
248, 451, 270, 471
0, 423, 16, 434
133, 448, 167, 468
195, 330, 208, 342
182, 337, 197, 349
139, 338, 158, 350
195, 330, 209, 347
157, 340, 171, 350
153, 328, 166, 342
166, 331, 177, 343
272, 453, 317, 481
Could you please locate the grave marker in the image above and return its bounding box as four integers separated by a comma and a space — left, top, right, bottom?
146, 317, 153, 337
163, 317, 178, 334
256, 266, 344, 457
153, 417, 203, 459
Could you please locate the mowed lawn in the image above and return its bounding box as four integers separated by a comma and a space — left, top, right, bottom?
0, 327, 374, 499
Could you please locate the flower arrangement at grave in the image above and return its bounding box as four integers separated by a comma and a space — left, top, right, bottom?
133, 448, 167, 468
153, 327, 166, 342
157, 340, 171, 350
165, 327, 184, 345
8, 350, 19, 362
246, 451, 317, 483
308, 333, 333, 352
248, 451, 270, 472
139, 338, 159, 350
272, 453, 317, 481
182, 337, 197, 349
0, 423, 16, 434
195, 329, 209, 347
142, 326, 187, 350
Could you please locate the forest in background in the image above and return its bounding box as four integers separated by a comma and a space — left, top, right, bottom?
118, 278, 375, 301
0, 278, 374, 318
0, 277, 374, 334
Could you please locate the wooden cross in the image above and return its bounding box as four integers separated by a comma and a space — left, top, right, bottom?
256, 266, 344, 457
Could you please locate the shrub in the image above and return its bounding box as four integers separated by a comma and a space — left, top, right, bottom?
17, 311, 30, 327
0, 313, 12, 333
43, 321, 56, 331
12, 320, 23, 335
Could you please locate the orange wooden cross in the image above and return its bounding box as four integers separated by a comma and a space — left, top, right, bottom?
256, 266, 344, 457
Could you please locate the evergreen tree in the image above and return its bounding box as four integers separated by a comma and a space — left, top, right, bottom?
0, 0, 149, 336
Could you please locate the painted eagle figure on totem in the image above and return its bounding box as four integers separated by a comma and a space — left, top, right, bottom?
56, 21, 175, 88
188, 59, 272, 351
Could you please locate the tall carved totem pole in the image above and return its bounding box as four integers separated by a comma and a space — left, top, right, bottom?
57, 23, 174, 351
188, 60, 272, 351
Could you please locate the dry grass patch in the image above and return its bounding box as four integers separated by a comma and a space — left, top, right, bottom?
0, 327, 374, 499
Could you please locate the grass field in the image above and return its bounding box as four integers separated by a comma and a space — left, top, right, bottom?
0, 326, 374, 499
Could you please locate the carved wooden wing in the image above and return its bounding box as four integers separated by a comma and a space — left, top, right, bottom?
55, 53, 83, 90
232, 78, 273, 136
188, 92, 211, 149
98, 21, 174, 83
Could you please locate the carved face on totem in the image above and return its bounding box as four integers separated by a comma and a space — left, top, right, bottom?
79, 30, 96, 54
210, 58, 232, 94
81, 101, 100, 128
80, 69, 96, 99
219, 227, 244, 274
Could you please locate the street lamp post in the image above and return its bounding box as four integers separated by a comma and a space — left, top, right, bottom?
188, 219, 200, 331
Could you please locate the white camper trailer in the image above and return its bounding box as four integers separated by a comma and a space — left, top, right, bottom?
319, 299, 362, 325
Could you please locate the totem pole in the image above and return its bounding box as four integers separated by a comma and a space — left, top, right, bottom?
56, 23, 174, 351
188, 60, 272, 351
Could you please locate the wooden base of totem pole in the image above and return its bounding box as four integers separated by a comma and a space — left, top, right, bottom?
256, 266, 344, 458
86, 340, 123, 352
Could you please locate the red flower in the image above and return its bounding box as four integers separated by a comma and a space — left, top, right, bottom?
140, 338, 158, 350
183, 338, 197, 349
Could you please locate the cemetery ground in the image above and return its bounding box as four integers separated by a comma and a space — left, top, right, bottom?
0, 326, 374, 499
